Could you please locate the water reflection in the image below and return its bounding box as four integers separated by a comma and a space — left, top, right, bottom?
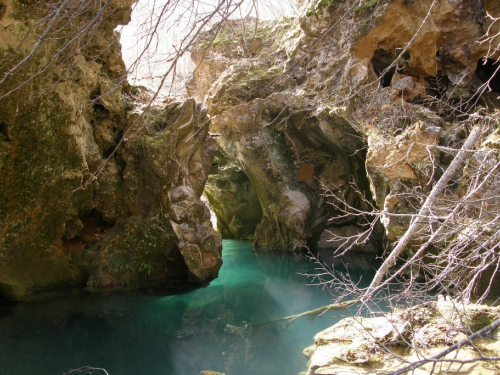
0, 240, 376, 375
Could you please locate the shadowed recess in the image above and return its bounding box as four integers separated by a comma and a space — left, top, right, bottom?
475, 58, 500, 94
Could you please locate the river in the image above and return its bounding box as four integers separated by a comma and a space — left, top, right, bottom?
0, 240, 375, 375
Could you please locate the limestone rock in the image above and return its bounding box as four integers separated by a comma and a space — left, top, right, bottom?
317, 225, 381, 270
304, 302, 500, 375
0, 0, 133, 300
169, 186, 222, 283
366, 120, 440, 240
0, 4, 220, 299
208, 92, 366, 250
204, 163, 263, 240
86, 100, 222, 288
189, 16, 370, 249
188, 0, 500, 251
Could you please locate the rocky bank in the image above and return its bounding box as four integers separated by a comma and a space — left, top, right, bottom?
2, 0, 500, 373
186, 2, 500, 371
303, 301, 500, 375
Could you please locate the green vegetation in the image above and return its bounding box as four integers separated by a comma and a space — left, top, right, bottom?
211, 30, 231, 47
139, 263, 153, 278
353, 0, 378, 13
317, 0, 344, 7
305, 8, 317, 17
306, 0, 345, 16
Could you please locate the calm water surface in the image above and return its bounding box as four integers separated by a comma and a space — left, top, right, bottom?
0, 240, 374, 375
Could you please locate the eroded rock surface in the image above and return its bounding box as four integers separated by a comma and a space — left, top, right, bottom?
303, 302, 500, 375
0, 2, 220, 299
204, 162, 263, 240
86, 99, 221, 288
0, 0, 135, 300
2, 0, 500, 299
190, 18, 370, 250
189, 0, 500, 254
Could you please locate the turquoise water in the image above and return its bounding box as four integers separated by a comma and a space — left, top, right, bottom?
0, 240, 374, 375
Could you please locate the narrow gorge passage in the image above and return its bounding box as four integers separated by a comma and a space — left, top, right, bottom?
2, 0, 500, 373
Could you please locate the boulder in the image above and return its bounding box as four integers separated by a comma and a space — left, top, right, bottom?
304, 302, 500, 375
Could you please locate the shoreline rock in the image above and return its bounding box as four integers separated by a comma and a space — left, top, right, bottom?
303, 301, 500, 375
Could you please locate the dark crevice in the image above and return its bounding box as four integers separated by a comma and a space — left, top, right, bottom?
0, 4, 6, 21
475, 58, 500, 94
63, 210, 114, 252
0, 291, 16, 310
115, 147, 127, 172
93, 104, 110, 118
371, 48, 402, 88
475, 0, 485, 26
89, 87, 101, 101
102, 142, 118, 160
0, 121, 10, 141
425, 75, 449, 98
103, 145, 116, 159
80, 209, 114, 231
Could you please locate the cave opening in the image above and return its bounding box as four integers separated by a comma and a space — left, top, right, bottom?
475, 58, 500, 94
204, 160, 263, 242
371, 48, 397, 88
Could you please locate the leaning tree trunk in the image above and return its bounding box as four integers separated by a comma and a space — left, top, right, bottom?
363, 124, 483, 300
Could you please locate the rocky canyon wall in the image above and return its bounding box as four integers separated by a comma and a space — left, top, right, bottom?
0, 0, 221, 300
189, 0, 500, 262
189, 17, 372, 251
1, 0, 500, 300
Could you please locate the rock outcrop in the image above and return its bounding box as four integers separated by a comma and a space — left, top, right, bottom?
303, 302, 500, 375
188, 0, 500, 257
0, 1, 220, 300
2, 0, 500, 300
190, 18, 371, 251
85, 99, 222, 288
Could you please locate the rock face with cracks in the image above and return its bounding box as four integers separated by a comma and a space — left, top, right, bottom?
2, 0, 500, 299
189, 0, 500, 254
0, 1, 220, 300
86, 99, 221, 288
303, 302, 500, 375
190, 18, 370, 251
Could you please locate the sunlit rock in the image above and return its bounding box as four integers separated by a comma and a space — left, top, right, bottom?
87, 100, 221, 288
304, 302, 500, 375
0, 3, 220, 298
